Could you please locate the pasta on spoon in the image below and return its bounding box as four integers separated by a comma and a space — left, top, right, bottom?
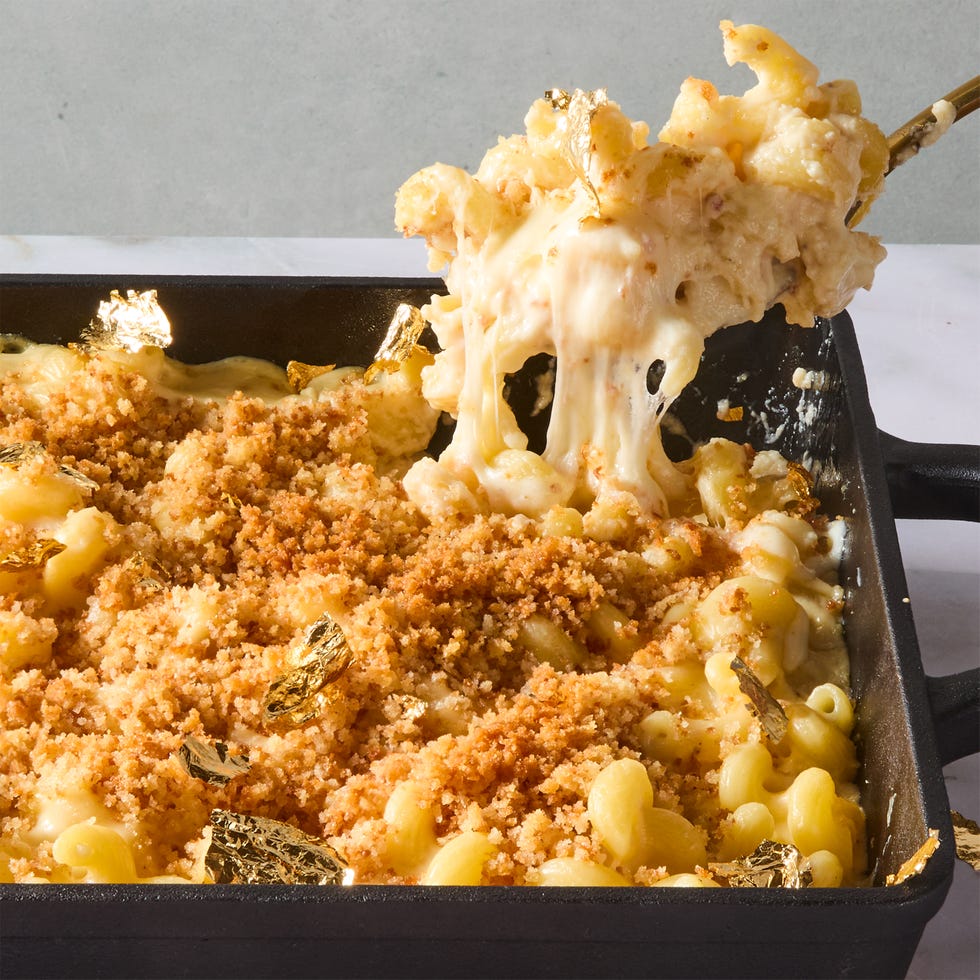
397, 20, 887, 520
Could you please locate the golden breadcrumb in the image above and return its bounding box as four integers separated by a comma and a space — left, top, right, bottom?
0, 349, 788, 885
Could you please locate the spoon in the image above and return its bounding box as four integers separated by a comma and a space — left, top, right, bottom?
846, 74, 980, 226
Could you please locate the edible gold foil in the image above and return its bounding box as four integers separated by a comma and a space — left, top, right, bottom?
785, 461, 815, 503
57, 463, 100, 492
708, 839, 813, 888
781, 460, 819, 516
886, 829, 940, 885
547, 87, 609, 217
263, 611, 353, 727
545, 88, 571, 110
81, 289, 172, 353
205, 809, 352, 885
730, 656, 788, 743
286, 360, 336, 393
0, 441, 98, 490
178, 736, 250, 787
364, 305, 427, 383
951, 811, 980, 872
0, 442, 43, 466
125, 551, 168, 591
0, 538, 67, 571
397, 695, 427, 722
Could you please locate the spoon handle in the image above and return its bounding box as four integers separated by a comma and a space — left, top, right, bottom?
886, 75, 980, 174
846, 75, 979, 227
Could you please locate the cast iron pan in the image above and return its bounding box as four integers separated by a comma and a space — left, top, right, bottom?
0, 276, 977, 979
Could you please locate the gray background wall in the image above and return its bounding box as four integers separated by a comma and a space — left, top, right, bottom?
1, 0, 977, 243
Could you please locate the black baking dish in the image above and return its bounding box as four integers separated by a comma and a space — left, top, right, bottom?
0, 275, 977, 980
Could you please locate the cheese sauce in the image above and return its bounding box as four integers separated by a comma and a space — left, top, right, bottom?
395, 21, 888, 519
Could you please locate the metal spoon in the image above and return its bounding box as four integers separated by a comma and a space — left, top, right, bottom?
847, 74, 980, 226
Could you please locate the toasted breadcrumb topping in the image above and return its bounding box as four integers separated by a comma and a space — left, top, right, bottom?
0, 350, 749, 884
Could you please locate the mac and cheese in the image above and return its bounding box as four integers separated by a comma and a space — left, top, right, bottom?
396, 20, 886, 521
0, 336, 864, 885
0, 22, 881, 888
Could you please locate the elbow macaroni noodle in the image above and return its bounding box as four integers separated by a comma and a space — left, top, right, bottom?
1, 22, 879, 888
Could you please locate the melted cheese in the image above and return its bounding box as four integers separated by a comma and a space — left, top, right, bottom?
0, 342, 294, 405
395, 21, 888, 519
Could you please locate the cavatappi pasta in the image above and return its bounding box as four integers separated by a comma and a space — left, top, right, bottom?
0, 334, 861, 887
396, 20, 886, 520
2, 22, 878, 889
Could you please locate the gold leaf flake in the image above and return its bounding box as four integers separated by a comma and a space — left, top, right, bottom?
548, 87, 609, 217
363, 305, 427, 383
397, 694, 427, 722
545, 88, 571, 111
81, 289, 172, 353
263, 652, 330, 727
0, 442, 99, 491
0, 442, 44, 466
886, 829, 940, 885
776, 461, 819, 517
263, 611, 353, 727
125, 551, 168, 592
57, 463, 99, 492
785, 461, 815, 496
708, 839, 812, 888
730, 655, 787, 743
717, 405, 744, 422
951, 811, 980, 872
286, 360, 336, 393
0, 539, 67, 572
205, 809, 353, 885
178, 736, 250, 787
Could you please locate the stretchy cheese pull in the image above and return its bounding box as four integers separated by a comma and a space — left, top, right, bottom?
396, 21, 887, 519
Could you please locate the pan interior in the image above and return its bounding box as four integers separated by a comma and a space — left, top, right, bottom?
0, 276, 943, 887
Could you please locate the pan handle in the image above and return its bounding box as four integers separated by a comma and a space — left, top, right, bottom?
927, 670, 980, 765
878, 429, 980, 763
878, 430, 980, 521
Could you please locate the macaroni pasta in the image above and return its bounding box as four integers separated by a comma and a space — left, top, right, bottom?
0, 21, 879, 888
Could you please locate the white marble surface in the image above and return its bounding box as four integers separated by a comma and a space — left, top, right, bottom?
1, 237, 977, 978
0, 234, 432, 278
